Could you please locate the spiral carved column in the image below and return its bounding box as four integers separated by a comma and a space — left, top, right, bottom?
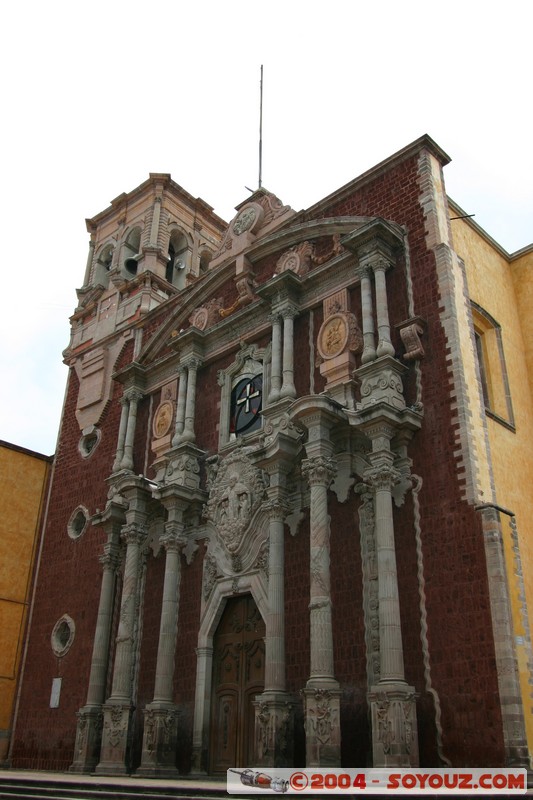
96, 520, 147, 775
254, 497, 294, 768
301, 455, 341, 767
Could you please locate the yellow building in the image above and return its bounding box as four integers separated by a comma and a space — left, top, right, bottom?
0, 441, 51, 764
449, 202, 533, 754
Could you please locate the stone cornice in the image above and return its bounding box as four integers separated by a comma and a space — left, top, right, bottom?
86, 174, 227, 234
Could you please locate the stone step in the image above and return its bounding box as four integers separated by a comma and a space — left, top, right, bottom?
0, 772, 237, 800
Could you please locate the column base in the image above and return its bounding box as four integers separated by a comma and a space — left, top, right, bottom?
69, 706, 103, 773
368, 683, 419, 767
94, 703, 133, 775
303, 683, 341, 767
253, 692, 295, 768
136, 704, 180, 776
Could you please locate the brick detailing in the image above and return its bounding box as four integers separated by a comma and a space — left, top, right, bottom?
508, 515, 533, 757
418, 151, 492, 505
478, 506, 529, 765
411, 475, 451, 766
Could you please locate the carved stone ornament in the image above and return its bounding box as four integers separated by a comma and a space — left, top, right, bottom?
317, 312, 363, 361
189, 297, 224, 331
399, 321, 425, 361
318, 313, 349, 359
233, 207, 258, 235
276, 241, 314, 276
203, 451, 265, 554
153, 400, 174, 439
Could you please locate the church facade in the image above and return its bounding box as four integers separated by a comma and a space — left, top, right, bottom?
10, 135, 533, 774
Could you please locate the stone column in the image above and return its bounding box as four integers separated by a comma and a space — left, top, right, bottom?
268, 314, 283, 404
367, 464, 405, 682
365, 432, 418, 766
96, 520, 147, 775
70, 526, 121, 773
138, 519, 185, 776
83, 238, 96, 287
301, 455, 341, 767
149, 196, 162, 247
113, 397, 129, 472
254, 497, 294, 767
171, 367, 187, 446
191, 646, 213, 774
360, 266, 377, 364
121, 390, 143, 472
279, 308, 297, 400
181, 359, 200, 443
373, 260, 395, 358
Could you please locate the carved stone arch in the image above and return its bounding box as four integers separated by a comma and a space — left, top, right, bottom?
121, 224, 143, 277
166, 223, 193, 286
191, 572, 268, 773
217, 342, 272, 448
92, 241, 115, 287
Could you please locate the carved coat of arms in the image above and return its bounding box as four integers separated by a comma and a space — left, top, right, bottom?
204, 451, 265, 554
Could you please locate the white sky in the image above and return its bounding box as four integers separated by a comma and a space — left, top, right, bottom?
1, 0, 531, 456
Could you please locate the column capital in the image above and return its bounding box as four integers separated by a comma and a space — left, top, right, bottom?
365, 464, 401, 492
159, 529, 186, 553
280, 304, 299, 320
124, 387, 144, 404
369, 255, 393, 274
121, 522, 147, 547
268, 311, 282, 325
261, 498, 290, 521
183, 356, 202, 371
99, 541, 120, 570
302, 456, 337, 487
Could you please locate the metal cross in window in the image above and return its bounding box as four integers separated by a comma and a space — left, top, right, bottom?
236, 381, 260, 414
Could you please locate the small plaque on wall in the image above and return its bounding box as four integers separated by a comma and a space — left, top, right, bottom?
50, 677, 62, 708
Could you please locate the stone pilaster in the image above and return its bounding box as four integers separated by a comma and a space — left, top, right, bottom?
280, 307, 297, 400
301, 455, 341, 766
83, 237, 96, 287
121, 389, 143, 471
113, 397, 129, 472
70, 526, 121, 773
181, 358, 200, 443
364, 438, 418, 767
360, 267, 377, 364
373, 260, 395, 358
254, 497, 294, 767
138, 524, 185, 776
171, 366, 187, 446
96, 519, 147, 775
268, 313, 283, 404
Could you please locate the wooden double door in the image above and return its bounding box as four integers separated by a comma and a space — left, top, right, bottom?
210, 594, 265, 772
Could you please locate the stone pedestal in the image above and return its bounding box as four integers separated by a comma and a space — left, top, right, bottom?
303, 686, 342, 767
368, 684, 418, 767
69, 706, 103, 773
96, 703, 133, 775
253, 693, 294, 768
137, 704, 179, 777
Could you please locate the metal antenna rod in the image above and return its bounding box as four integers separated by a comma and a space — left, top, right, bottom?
258, 64, 263, 189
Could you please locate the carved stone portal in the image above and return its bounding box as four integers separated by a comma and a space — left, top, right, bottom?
203, 451, 265, 554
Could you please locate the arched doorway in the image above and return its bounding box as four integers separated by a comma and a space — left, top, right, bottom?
209, 594, 265, 773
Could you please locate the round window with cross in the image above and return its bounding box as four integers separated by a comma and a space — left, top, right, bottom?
230, 374, 263, 437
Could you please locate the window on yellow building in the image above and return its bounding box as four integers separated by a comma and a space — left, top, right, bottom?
472, 303, 515, 430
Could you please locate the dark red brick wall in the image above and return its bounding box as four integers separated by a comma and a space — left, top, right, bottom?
11, 354, 129, 770
317, 153, 504, 764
